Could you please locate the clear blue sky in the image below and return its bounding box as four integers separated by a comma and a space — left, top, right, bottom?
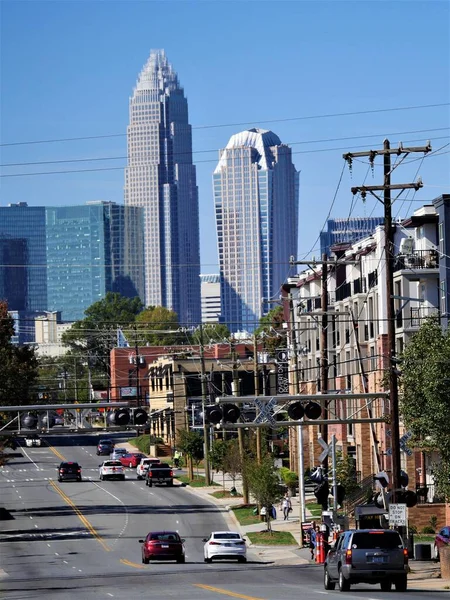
1, 0, 449, 277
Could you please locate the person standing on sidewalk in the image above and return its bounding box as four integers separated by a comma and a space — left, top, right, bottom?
281, 493, 292, 520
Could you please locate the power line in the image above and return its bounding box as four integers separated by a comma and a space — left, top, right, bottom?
2, 136, 448, 179
2, 127, 448, 168
1, 102, 448, 147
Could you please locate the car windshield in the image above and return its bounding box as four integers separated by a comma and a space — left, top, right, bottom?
149, 533, 180, 542
352, 532, 402, 549
213, 533, 241, 540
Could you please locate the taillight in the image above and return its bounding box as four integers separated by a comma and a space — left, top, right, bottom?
59, 469, 64, 473
209, 541, 220, 545
345, 549, 352, 565
77, 468, 81, 472
403, 548, 409, 565
170, 470, 173, 477
149, 471, 153, 477
236, 541, 245, 545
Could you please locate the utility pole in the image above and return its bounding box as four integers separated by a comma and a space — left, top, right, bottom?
343, 139, 431, 499
320, 253, 329, 476
231, 338, 249, 503
254, 333, 262, 463
199, 322, 211, 486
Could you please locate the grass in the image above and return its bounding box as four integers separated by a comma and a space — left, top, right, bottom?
247, 530, 297, 546
231, 505, 260, 526
305, 502, 322, 517
176, 474, 219, 487
210, 490, 243, 499
413, 534, 435, 543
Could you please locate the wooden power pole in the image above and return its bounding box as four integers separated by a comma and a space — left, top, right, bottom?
343, 139, 431, 498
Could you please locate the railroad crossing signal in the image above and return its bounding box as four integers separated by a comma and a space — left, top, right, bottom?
254, 397, 278, 426
318, 436, 330, 463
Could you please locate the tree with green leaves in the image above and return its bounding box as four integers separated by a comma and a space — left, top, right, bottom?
135, 306, 183, 346
191, 323, 231, 346
177, 429, 204, 480
254, 305, 286, 355
244, 455, 284, 532
222, 439, 242, 488
0, 301, 38, 408
62, 292, 143, 378
399, 317, 450, 500
209, 439, 228, 473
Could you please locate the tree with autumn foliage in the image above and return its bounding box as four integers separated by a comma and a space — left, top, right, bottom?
0, 301, 38, 407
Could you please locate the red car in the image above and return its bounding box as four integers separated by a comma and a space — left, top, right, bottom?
139, 531, 186, 564
119, 452, 147, 468
434, 525, 450, 560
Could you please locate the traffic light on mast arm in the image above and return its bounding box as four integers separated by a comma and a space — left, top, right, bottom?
204, 403, 241, 424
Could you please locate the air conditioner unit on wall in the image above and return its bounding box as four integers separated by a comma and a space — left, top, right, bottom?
399, 237, 415, 255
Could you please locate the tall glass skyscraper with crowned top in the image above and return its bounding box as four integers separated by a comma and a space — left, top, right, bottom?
213, 128, 299, 333
124, 50, 201, 326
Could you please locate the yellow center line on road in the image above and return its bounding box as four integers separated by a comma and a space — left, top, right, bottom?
120, 558, 145, 569
193, 584, 265, 600
49, 480, 111, 552
44, 440, 66, 461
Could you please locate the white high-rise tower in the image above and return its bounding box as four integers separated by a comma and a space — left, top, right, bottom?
125, 50, 201, 325
213, 128, 299, 332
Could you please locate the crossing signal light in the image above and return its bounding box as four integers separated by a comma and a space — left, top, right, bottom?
107, 408, 130, 426
287, 402, 304, 420
314, 480, 329, 510
21, 413, 38, 429
204, 403, 241, 424
304, 402, 322, 419
134, 408, 148, 425
396, 489, 418, 508
287, 401, 322, 420
41, 413, 55, 428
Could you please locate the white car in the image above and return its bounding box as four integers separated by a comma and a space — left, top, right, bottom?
99, 460, 125, 481
110, 448, 128, 460
136, 457, 161, 480
203, 531, 247, 563
25, 434, 41, 447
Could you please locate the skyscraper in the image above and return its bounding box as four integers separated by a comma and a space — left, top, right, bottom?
124, 50, 201, 326
46, 201, 143, 321
320, 217, 385, 257
213, 128, 299, 332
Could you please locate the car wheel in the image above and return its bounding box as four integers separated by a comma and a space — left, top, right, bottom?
137, 475, 142, 480
338, 568, 350, 592
78, 477, 82, 482
324, 567, 336, 590
142, 554, 149, 565
237, 556, 247, 563
167, 481, 173, 487
177, 556, 185, 564
380, 580, 392, 591
121, 475, 125, 481
205, 557, 212, 563
148, 480, 153, 487
57, 477, 62, 482
99, 474, 103, 481
394, 575, 407, 592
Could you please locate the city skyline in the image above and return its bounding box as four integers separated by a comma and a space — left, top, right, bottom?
214, 128, 299, 332
124, 50, 201, 324
1, 2, 448, 282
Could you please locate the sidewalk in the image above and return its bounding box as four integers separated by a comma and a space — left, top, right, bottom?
117, 441, 449, 589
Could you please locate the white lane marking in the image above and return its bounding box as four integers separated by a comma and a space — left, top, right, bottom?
63, 560, 68, 564
55, 552, 59, 556
78, 569, 82, 572
18, 496, 22, 499
34, 525, 38, 529
89, 480, 129, 548
47, 544, 51, 547
19, 445, 41, 471
107, 594, 114, 597
29, 516, 33, 519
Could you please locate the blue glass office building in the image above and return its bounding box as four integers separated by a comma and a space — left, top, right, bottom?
0, 203, 47, 312
320, 217, 384, 257
213, 129, 299, 332
46, 201, 143, 322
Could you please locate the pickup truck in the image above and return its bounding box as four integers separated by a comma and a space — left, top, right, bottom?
136, 457, 161, 480
144, 463, 174, 487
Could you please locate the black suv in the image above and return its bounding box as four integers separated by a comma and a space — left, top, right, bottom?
324, 529, 408, 592
97, 439, 114, 456
58, 462, 82, 482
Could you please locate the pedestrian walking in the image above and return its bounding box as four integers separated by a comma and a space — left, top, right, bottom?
307, 525, 319, 560
281, 493, 292, 520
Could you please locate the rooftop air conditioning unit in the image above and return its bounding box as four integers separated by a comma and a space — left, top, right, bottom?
399, 237, 415, 255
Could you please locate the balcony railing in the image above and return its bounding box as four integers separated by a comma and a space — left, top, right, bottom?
402, 306, 440, 330
416, 483, 445, 504
394, 249, 439, 272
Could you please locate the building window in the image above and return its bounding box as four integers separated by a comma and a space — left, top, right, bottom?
441, 280, 446, 315
439, 222, 444, 257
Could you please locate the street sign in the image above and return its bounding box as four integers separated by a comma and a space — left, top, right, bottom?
389, 503, 407, 526
254, 397, 277, 426
318, 436, 330, 463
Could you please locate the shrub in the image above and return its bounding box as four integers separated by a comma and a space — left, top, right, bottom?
429, 515, 438, 531
421, 526, 435, 534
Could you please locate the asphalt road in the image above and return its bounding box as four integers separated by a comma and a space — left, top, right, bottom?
0, 433, 445, 600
